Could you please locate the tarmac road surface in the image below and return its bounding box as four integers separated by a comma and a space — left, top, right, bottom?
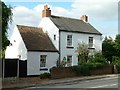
20, 76, 118, 90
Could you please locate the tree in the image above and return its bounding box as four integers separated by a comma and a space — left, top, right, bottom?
102, 36, 116, 63
114, 34, 120, 57
75, 42, 89, 64
1, 1, 12, 79
1, 1, 12, 53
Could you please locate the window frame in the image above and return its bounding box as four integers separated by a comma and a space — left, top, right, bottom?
89, 37, 93, 48
40, 55, 47, 67
67, 34, 73, 47
54, 34, 56, 40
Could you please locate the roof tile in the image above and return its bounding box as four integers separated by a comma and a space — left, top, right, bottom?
50, 15, 102, 35
17, 25, 58, 52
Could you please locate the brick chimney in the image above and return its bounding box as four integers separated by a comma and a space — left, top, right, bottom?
80, 15, 88, 23
42, 5, 51, 18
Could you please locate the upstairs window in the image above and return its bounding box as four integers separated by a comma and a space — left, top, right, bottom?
89, 37, 93, 48
67, 35, 72, 46
40, 55, 47, 67
54, 34, 56, 40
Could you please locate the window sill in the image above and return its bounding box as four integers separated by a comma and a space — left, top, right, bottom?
66, 46, 74, 49
40, 68, 48, 71
88, 47, 95, 49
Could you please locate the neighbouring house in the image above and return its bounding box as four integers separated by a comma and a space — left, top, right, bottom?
39, 5, 102, 67
5, 4, 102, 76
5, 25, 58, 76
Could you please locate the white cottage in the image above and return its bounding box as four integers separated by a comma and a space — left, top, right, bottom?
39, 5, 102, 66
5, 4, 102, 76
5, 25, 58, 75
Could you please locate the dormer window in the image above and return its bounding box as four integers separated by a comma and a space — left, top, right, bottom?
54, 34, 56, 40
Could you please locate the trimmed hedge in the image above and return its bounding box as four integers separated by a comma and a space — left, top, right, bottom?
40, 73, 51, 79
71, 63, 110, 76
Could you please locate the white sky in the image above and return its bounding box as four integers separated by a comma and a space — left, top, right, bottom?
5, 0, 119, 39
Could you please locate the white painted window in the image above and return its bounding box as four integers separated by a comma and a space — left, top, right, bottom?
67, 55, 72, 66
67, 35, 72, 46
40, 55, 47, 67
54, 34, 56, 40
89, 37, 93, 47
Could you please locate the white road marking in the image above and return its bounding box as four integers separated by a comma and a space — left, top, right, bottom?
90, 84, 117, 88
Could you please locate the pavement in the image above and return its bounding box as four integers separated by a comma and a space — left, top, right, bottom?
2, 74, 118, 89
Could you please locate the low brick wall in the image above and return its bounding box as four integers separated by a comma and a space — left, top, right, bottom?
91, 65, 114, 75
51, 65, 113, 79
51, 67, 77, 79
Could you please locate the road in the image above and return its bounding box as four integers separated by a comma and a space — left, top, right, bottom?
20, 76, 118, 90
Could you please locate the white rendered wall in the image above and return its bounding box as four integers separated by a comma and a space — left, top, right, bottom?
60, 31, 102, 66
38, 17, 102, 66
27, 51, 58, 75
38, 17, 59, 50
5, 25, 27, 60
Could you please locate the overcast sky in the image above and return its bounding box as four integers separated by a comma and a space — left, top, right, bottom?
4, 0, 119, 39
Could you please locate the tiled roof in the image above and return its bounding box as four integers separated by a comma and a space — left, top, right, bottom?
50, 15, 102, 35
17, 25, 58, 52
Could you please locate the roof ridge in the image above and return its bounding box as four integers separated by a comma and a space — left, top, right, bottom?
51, 15, 83, 21
17, 25, 42, 29
50, 15, 102, 35
17, 24, 58, 51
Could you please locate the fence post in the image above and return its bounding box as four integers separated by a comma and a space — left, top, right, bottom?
17, 55, 21, 80
114, 65, 118, 74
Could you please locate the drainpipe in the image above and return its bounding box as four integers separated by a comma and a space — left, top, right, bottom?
59, 31, 61, 67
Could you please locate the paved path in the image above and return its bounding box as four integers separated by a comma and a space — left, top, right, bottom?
2, 74, 119, 89
20, 76, 118, 89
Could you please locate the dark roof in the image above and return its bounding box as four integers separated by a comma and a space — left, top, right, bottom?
17, 25, 58, 52
50, 15, 102, 35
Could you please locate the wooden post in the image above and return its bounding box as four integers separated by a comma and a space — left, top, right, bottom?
2, 49, 6, 80
17, 59, 19, 79
17, 55, 21, 80
2, 59, 4, 80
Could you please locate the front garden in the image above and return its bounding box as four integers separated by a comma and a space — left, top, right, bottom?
41, 34, 120, 79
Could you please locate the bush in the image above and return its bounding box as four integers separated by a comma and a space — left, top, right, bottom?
88, 52, 108, 64
71, 66, 81, 74
71, 64, 92, 76
72, 62, 109, 76
40, 73, 51, 79
72, 51, 110, 76
80, 64, 91, 76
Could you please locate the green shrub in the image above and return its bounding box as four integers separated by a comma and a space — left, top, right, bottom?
73, 51, 110, 76
72, 62, 109, 76
40, 73, 51, 79
79, 64, 91, 76
72, 63, 94, 76
88, 52, 108, 64
71, 66, 81, 75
